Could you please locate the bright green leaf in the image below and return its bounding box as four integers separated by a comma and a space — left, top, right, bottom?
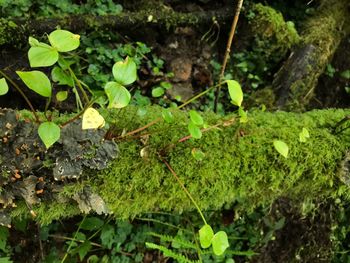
227, 80, 243, 107
273, 140, 289, 158
28, 46, 59, 67
160, 81, 172, 90
112, 57, 137, 85
0, 78, 8, 96
162, 109, 174, 123
191, 148, 205, 161
48, 29, 80, 52
105, 81, 131, 108
28, 37, 40, 47
199, 224, 214, 249
38, 122, 60, 149
188, 122, 202, 139
238, 107, 248, 123
189, 110, 204, 126
212, 231, 229, 256
17, 71, 52, 97
152, 87, 164, 97
56, 91, 68, 102
299, 128, 310, 143
80, 217, 104, 231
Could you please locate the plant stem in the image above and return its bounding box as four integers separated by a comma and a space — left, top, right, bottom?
161, 158, 207, 226
61, 214, 87, 263
214, 0, 244, 112
0, 70, 40, 123
67, 65, 90, 105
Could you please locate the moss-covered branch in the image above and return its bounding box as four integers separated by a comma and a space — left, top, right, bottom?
272, 0, 350, 110
2, 107, 350, 225
0, 6, 232, 47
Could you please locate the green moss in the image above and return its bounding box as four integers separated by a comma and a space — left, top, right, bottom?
0, 18, 19, 46
249, 3, 300, 61
8, 107, 350, 224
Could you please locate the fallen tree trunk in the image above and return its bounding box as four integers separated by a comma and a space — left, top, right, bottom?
272, 0, 350, 110
1, 106, 350, 225
0, 6, 232, 47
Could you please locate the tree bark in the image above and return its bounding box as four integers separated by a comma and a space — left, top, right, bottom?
272, 0, 350, 111
1, 106, 350, 225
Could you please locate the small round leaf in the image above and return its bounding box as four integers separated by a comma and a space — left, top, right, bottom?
191, 148, 205, 161
199, 224, 214, 249
162, 109, 174, 123
273, 140, 289, 158
189, 110, 204, 126
105, 82, 131, 109
0, 78, 9, 96
48, 30, 80, 52
28, 46, 59, 67
188, 122, 202, 139
56, 91, 68, 102
112, 57, 137, 86
38, 122, 60, 149
152, 87, 165, 97
212, 231, 229, 256
16, 70, 52, 97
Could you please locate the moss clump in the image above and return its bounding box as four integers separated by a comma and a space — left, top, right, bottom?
0, 18, 19, 46
6, 106, 350, 224
249, 3, 300, 62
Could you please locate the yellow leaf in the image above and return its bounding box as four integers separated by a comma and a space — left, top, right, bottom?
82, 108, 105, 130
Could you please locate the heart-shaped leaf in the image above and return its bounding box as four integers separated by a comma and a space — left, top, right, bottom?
273, 140, 289, 158
82, 108, 105, 130
199, 224, 214, 249
48, 30, 80, 52
38, 122, 60, 149
16, 70, 52, 97
212, 231, 229, 256
227, 80, 243, 107
189, 110, 204, 126
105, 82, 131, 108
28, 45, 59, 67
112, 57, 137, 86
0, 78, 9, 96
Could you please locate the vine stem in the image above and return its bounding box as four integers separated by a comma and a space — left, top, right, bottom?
0, 70, 40, 123
161, 158, 207, 226
214, 0, 244, 112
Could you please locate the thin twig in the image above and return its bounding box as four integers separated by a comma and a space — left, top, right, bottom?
214, 0, 244, 112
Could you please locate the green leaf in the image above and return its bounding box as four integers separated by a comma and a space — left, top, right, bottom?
0, 78, 8, 96
199, 224, 214, 249
152, 87, 165, 97
56, 91, 68, 102
189, 110, 204, 126
340, 70, 350, 79
112, 57, 137, 86
188, 122, 202, 139
80, 217, 104, 231
28, 36, 40, 47
105, 82, 131, 108
238, 107, 248, 123
38, 122, 60, 149
51, 66, 73, 86
191, 148, 205, 161
227, 80, 243, 107
162, 109, 174, 123
28, 46, 59, 67
16, 71, 52, 97
48, 29, 80, 52
160, 81, 172, 90
299, 128, 310, 143
273, 140, 289, 158
78, 241, 92, 261
212, 231, 229, 256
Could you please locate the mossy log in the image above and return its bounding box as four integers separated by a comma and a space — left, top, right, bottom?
272, 0, 350, 110
0, 6, 232, 47
2, 106, 350, 225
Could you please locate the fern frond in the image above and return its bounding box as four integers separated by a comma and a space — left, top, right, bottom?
147, 232, 197, 249
146, 242, 201, 263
